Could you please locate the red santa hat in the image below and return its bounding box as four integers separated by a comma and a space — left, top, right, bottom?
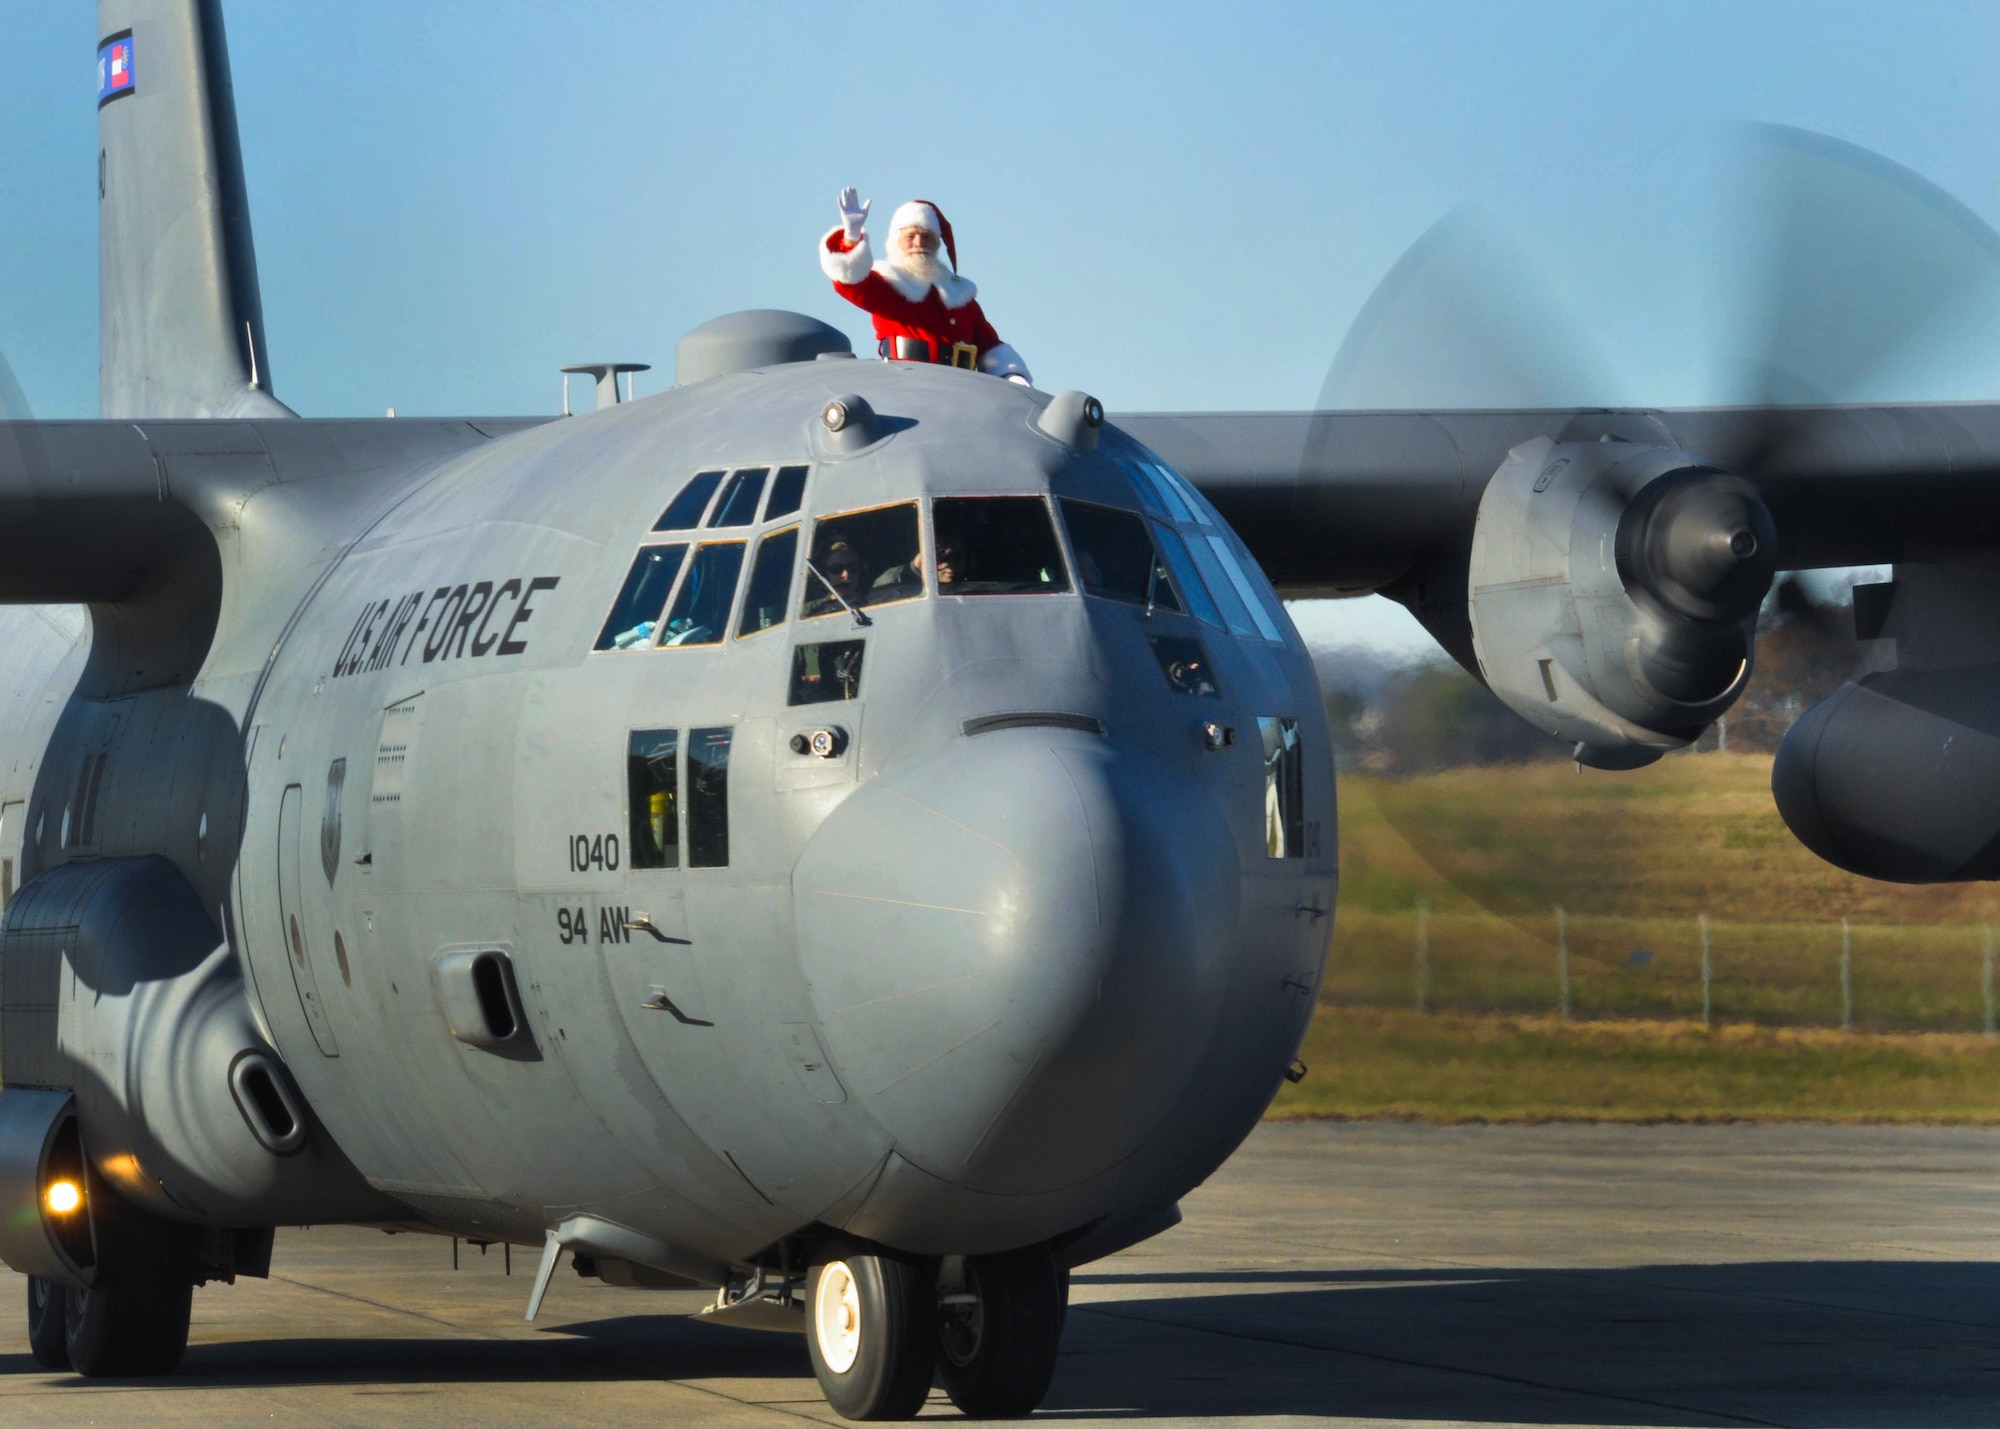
888, 199, 958, 271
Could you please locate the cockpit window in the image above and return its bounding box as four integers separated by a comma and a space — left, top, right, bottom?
627, 729, 679, 869
1185, 534, 1281, 642
763, 465, 809, 521
932, 498, 1069, 596
659, 541, 746, 646
595, 543, 689, 651
1121, 459, 1194, 523
1206, 534, 1286, 642
654, 470, 724, 531
1104, 443, 1287, 645
1123, 457, 1214, 528
1259, 716, 1305, 857
1184, 537, 1254, 637
791, 639, 865, 704
1159, 463, 1216, 527
1149, 523, 1222, 628
737, 526, 798, 638
1059, 500, 1182, 612
687, 727, 733, 868
709, 468, 768, 527
801, 503, 922, 618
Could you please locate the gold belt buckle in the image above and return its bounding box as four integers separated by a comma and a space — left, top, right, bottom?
949, 342, 978, 370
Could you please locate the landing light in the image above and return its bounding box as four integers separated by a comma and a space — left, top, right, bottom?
45, 1180, 82, 1216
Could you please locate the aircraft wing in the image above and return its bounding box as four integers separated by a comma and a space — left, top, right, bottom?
0, 418, 545, 603
1125, 401, 2000, 882
1119, 402, 2000, 598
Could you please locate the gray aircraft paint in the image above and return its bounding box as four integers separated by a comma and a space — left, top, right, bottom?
0, 365, 1334, 1264
8, 0, 2000, 1338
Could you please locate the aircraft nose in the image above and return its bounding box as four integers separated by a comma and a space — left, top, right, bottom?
792, 727, 1241, 1197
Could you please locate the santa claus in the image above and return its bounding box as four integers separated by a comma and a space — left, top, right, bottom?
819, 189, 1032, 385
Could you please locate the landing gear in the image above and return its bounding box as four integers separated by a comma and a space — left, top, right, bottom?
61, 1180, 197, 1377
806, 1253, 936, 1420
25, 1277, 70, 1369
937, 1247, 1065, 1418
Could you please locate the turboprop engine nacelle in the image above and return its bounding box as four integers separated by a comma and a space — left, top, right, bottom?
0, 857, 387, 1263
1772, 555, 2000, 883
1467, 436, 1778, 769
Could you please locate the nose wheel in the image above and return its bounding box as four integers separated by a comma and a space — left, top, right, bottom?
937, 1247, 1065, 1418
806, 1253, 936, 1419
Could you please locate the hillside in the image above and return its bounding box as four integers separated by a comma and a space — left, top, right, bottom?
1272, 751, 2000, 1121
1337, 751, 2000, 926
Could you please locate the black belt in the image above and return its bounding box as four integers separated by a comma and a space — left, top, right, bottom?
886, 336, 979, 369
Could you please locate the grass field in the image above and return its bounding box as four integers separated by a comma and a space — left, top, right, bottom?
1270, 1008, 2000, 1123
1337, 751, 2000, 926
1279, 751, 2000, 1120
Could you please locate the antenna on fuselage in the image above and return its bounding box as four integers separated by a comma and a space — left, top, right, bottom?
560, 362, 650, 415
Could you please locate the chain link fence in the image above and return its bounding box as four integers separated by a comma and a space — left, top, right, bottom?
1326, 905, 2000, 1035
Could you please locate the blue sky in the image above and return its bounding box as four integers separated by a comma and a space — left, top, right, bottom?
4, 2, 1997, 653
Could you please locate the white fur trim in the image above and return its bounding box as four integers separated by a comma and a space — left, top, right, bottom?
820, 226, 873, 284
889, 200, 940, 235
871, 259, 977, 309
979, 341, 1031, 385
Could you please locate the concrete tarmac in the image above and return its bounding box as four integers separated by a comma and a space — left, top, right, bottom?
4, 1121, 1999, 1426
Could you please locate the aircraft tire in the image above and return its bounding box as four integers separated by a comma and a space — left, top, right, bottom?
806, 1253, 936, 1420
937, 1246, 1064, 1418
62, 1183, 196, 1377
26, 1277, 71, 1369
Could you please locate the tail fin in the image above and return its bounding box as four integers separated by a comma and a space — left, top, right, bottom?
97, 0, 292, 419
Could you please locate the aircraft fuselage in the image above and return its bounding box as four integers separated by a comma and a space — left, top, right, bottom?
1, 361, 1334, 1274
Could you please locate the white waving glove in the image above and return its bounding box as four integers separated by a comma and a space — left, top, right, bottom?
837, 187, 871, 243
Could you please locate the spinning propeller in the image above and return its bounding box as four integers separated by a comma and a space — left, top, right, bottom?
1315, 124, 2000, 925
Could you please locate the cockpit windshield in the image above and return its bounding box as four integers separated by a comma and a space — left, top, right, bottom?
801, 503, 923, 618
932, 498, 1069, 596
1059, 500, 1181, 611
659, 541, 745, 646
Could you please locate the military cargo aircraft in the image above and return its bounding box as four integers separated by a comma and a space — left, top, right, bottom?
4, 0, 2000, 1420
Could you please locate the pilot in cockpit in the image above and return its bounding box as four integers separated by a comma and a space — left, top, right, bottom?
803, 538, 866, 618
873, 534, 960, 598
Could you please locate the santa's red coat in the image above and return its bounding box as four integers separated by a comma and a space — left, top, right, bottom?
820, 229, 1025, 379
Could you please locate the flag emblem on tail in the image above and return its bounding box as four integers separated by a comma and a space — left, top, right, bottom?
97, 31, 135, 108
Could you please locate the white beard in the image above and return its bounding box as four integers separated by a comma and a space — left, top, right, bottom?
872, 245, 977, 308
887, 247, 950, 289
